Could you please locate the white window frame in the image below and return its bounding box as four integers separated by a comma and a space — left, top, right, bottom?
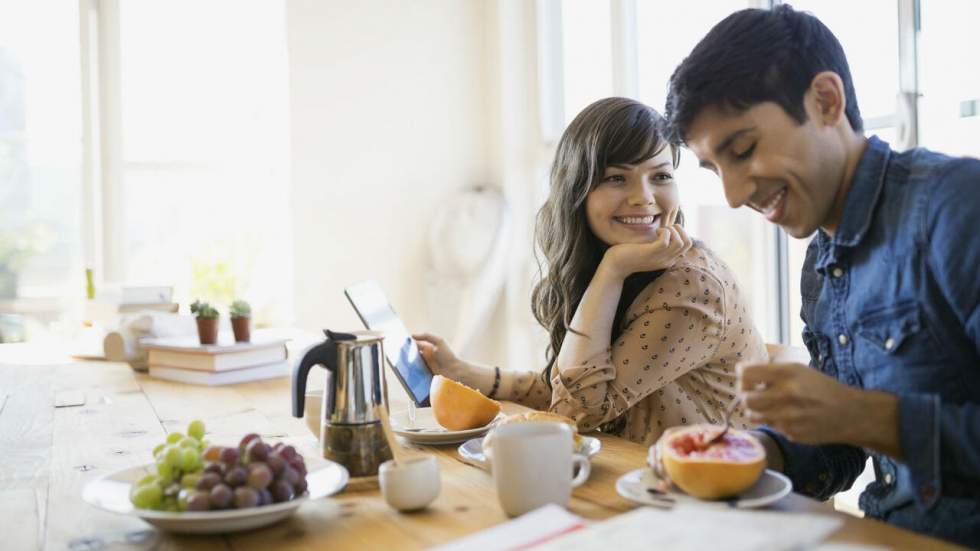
537, 0, 941, 344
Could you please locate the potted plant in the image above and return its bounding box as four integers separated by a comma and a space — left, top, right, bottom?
190, 299, 219, 345
229, 299, 252, 343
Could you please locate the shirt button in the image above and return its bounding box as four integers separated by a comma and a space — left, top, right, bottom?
838, 334, 849, 346
921, 484, 935, 500
884, 337, 895, 351
832, 267, 844, 278
884, 473, 894, 485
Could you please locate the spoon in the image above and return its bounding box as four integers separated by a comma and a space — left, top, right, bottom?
703, 395, 741, 447
375, 403, 407, 466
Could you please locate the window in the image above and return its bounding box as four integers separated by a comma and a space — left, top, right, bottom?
635, 0, 781, 342
917, 0, 980, 157
0, 1, 83, 340
551, 0, 979, 348
112, 0, 292, 324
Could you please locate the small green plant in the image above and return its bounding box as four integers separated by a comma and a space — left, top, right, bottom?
189, 299, 219, 319
229, 299, 251, 318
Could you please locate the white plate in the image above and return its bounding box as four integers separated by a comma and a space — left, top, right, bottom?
615, 468, 792, 509
82, 461, 349, 534
458, 435, 602, 470
390, 407, 501, 445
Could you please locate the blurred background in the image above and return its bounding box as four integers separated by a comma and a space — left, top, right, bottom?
1, 0, 978, 371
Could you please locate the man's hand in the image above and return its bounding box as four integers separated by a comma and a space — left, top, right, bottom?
737, 362, 901, 457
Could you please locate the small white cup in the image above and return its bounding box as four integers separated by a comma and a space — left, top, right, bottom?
379, 455, 441, 512
491, 422, 591, 517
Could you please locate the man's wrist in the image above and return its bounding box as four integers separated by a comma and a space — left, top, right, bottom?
749, 429, 785, 472
850, 389, 902, 458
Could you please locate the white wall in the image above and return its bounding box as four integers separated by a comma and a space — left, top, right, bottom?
286, 1, 497, 347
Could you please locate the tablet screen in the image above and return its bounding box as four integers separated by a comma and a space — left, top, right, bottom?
344, 281, 432, 406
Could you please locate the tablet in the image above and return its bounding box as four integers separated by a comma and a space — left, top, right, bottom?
344, 280, 433, 407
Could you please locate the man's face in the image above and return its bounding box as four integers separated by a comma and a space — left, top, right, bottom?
684, 101, 846, 238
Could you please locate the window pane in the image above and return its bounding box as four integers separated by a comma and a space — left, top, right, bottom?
119, 0, 292, 324
787, 234, 812, 348
0, 0, 82, 338
792, 0, 900, 122
636, 1, 779, 341
636, 0, 745, 114
561, 0, 614, 126
917, 0, 980, 158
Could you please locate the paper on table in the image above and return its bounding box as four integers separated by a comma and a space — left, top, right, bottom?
529, 505, 843, 551
428, 504, 587, 551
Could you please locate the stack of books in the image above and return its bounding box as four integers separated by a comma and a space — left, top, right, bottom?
141, 335, 289, 386
84, 285, 179, 329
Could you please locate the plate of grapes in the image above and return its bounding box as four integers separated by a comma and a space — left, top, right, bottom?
82, 421, 348, 534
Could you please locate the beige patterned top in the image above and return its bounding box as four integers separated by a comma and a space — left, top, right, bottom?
496, 243, 768, 446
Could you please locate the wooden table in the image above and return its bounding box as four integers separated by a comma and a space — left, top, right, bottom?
0, 359, 966, 550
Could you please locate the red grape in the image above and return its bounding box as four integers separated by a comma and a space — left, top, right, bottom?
247, 462, 273, 489
234, 487, 260, 509
187, 491, 211, 511
270, 480, 294, 503
224, 466, 247, 487
219, 447, 240, 465
196, 472, 222, 491
209, 484, 233, 509
239, 433, 261, 451
266, 454, 285, 476
203, 446, 222, 462
246, 440, 270, 463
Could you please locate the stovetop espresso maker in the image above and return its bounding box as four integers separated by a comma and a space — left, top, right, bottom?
292, 329, 393, 477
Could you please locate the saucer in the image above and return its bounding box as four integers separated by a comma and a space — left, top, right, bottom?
458, 435, 601, 470
82, 461, 349, 534
615, 468, 792, 509
390, 407, 501, 445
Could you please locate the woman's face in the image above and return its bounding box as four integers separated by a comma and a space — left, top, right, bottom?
585, 147, 678, 247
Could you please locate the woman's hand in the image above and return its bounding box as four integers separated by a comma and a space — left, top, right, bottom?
601, 209, 693, 280
414, 332, 465, 377
414, 332, 496, 394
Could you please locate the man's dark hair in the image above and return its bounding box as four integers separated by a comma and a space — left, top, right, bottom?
664, 4, 863, 144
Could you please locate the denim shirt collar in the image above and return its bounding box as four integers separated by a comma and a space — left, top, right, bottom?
813, 136, 891, 272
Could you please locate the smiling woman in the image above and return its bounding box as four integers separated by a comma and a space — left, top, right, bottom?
416, 97, 769, 446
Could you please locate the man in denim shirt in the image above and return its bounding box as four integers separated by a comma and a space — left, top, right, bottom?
663, 5, 980, 547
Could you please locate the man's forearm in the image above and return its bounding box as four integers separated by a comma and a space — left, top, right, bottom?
848, 389, 902, 460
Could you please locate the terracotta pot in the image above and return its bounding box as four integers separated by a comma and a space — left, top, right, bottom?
196, 317, 219, 345
231, 316, 251, 343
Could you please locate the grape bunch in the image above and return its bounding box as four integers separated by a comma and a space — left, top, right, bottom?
129, 420, 309, 512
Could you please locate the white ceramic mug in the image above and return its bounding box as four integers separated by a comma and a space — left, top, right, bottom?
490, 422, 591, 517
379, 455, 441, 511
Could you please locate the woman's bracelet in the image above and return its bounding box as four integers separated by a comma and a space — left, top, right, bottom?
487, 366, 501, 399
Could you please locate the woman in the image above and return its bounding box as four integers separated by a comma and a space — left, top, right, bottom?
416, 97, 766, 445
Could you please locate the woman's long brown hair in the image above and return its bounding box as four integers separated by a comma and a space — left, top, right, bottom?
531, 97, 680, 387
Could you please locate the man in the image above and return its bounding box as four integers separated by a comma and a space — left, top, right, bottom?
663, 5, 980, 547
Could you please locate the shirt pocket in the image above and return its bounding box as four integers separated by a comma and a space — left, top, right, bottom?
854, 300, 948, 392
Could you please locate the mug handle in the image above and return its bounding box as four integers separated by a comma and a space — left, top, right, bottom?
571, 454, 591, 488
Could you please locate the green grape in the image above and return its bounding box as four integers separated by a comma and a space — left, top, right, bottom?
181, 473, 202, 489
177, 488, 191, 511
178, 437, 199, 449
179, 447, 199, 471
137, 474, 160, 487
152, 443, 165, 458
130, 483, 163, 510
156, 460, 174, 482
164, 445, 182, 467
187, 420, 206, 441
166, 432, 185, 444
161, 496, 178, 512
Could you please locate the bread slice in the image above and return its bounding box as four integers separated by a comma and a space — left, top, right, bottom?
482, 411, 582, 454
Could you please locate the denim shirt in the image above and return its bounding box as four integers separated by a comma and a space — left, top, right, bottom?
762, 136, 980, 547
